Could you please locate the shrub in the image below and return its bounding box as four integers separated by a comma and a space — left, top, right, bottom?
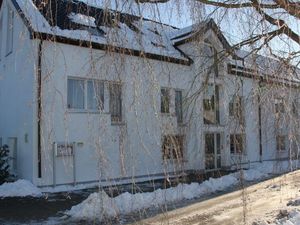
0, 145, 10, 184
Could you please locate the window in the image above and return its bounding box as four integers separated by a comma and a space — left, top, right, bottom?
230, 134, 244, 154
276, 135, 286, 151
175, 90, 183, 123
6, 7, 14, 55
203, 84, 219, 124
229, 96, 243, 123
275, 98, 285, 114
162, 135, 184, 160
292, 100, 297, 116
161, 88, 170, 113
87, 80, 104, 110
67, 79, 85, 109
109, 83, 122, 123
67, 78, 104, 111
213, 47, 219, 77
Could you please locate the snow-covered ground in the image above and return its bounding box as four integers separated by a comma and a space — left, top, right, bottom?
276, 209, 300, 225
65, 160, 300, 221
0, 180, 42, 198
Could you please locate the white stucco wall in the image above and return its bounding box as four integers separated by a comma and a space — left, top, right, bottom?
0, 0, 38, 181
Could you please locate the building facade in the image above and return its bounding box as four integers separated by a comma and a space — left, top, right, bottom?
0, 0, 299, 187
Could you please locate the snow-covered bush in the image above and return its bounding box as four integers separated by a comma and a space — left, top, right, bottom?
0, 145, 10, 184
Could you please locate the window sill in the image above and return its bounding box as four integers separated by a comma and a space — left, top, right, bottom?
111, 121, 126, 126
161, 113, 176, 117
162, 159, 188, 164
67, 109, 107, 114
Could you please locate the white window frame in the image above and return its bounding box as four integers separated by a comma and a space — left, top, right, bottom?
230, 134, 245, 155
6, 6, 13, 56
67, 77, 105, 113
175, 89, 183, 124
276, 135, 286, 151
161, 87, 170, 114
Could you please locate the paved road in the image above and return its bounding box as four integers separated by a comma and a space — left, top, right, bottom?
133, 170, 300, 225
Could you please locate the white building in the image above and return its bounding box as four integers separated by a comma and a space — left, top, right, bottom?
0, 0, 299, 187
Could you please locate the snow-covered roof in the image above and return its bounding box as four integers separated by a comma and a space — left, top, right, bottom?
229, 49, 300, 85
13, 0, 191, 65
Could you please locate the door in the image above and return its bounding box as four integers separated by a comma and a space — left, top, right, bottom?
205, 133, 221, 170
7, 137, 17, 175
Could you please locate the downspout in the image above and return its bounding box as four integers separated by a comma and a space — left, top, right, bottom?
258, 78, 263, 162
37, 40, 43, 178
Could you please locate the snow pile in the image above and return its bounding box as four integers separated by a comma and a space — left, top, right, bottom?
276, 209, 300, 225
66, 174, 238, 220
0, 180, 42, 198
66, 161, 300, 221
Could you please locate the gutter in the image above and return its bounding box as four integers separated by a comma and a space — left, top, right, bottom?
37, 40, 43, 178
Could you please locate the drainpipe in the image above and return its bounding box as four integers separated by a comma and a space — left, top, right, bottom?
258, 78, 263, 162
37, 40, 43, 178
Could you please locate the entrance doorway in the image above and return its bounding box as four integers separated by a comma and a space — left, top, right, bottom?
205, 133, 221, 170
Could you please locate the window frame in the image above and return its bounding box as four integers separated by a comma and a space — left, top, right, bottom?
109, 82, 123, 124
230, 134, 245, 155
276, 135, 286, 151
203, 84, 220, 125
67, 77, 105, 113
175, 89, 183, 124
161, 87, 170, 114
275, 98, 285, 114
6, 6, 14, 56
162, 135, 185, 161
229, 95, 244, 124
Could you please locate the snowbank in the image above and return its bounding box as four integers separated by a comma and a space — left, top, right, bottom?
0, 180, 42, 198
66, 174, 239, 220
66, 161, 300, 221
275, 209, 300, 225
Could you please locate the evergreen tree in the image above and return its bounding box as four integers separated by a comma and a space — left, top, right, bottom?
0, 145, 10, 184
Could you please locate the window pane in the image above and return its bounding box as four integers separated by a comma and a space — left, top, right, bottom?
205, 134, 214, 154
203, 84, 216, 124
87, 80, 104, 110
230, 135, 235, 154
162, 135, 184, 160
175, 90, 183, 123
235, 134, 243, 153
110, 83, 122, 122
161, 88, 170, 113
6, 8, 13, 55
276, 135, 285, 151
67, 79, 85, 109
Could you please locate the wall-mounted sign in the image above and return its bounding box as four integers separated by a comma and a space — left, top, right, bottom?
55, 143, 74, 157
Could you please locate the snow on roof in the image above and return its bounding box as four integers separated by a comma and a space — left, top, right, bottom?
15, 0, 188, 62
68, 13, 97, 28
231, 49, 300, 83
